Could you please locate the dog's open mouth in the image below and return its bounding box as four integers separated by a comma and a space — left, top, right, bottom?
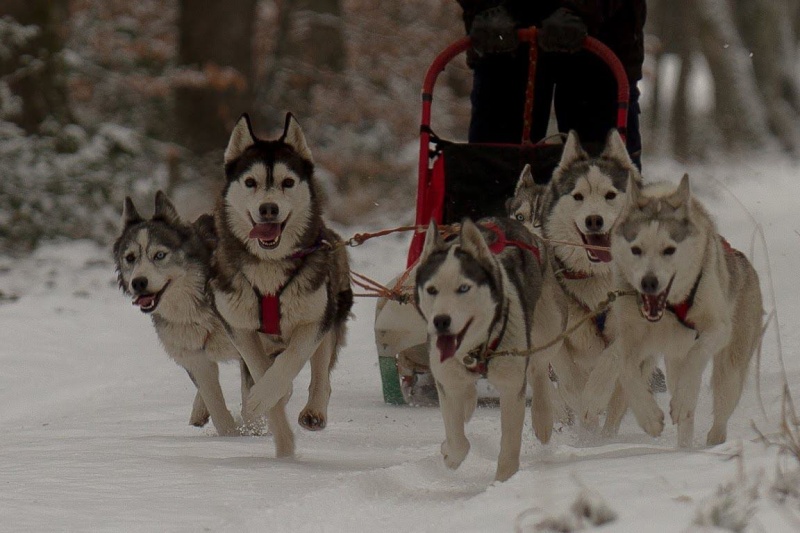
133, 281, 170, 314
249, 217, 289, 249
435, 319, 472, 363
638, 278, 673, 322
579, 229, 612, 263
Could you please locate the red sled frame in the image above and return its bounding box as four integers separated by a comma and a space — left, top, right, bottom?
406, 27, 630, 268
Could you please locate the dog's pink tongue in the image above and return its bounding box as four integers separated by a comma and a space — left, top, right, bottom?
249, 223, 281, 241
436, 335, 457, 363
134, 294, 155, 308
586, 234, 612, 263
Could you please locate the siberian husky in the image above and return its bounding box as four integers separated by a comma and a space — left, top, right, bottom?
582, 174, 763, 447
518, 130, 643, 437
414, 217, 543, 482
212, 113, 353, 458
114, 191, 249, 436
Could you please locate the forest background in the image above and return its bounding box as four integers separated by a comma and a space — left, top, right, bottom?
1, 0, 799, 255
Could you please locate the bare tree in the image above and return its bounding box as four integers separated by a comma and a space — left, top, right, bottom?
175, 0, 257, 154
733, 0, 800, 155
0, 0, 72, 133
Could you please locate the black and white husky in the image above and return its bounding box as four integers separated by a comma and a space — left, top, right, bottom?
582, 175, 763, 447
212, 113, 353, 458
114, 192, 247, 436
414, 217, 543, 482
510, 130, 643, 437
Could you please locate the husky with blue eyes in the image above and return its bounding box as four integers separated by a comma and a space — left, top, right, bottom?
114, 191, 249, 437
414, 217, 544, 482
582, 174, 763, 448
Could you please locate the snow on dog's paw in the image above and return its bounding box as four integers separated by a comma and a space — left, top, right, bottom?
634, 398, 664, 437
298, 408, 326, 431
441, 439, 469, 470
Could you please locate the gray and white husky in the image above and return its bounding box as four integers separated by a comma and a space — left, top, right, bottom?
414, 217, 543, 482
212, 112, 353, 458
513, 130, 642, 438
582, 175, 763, 447
114, 191, 247, 436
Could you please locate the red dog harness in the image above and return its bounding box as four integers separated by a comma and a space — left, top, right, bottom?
256, 237, 328, 337
481, 221, 541, 263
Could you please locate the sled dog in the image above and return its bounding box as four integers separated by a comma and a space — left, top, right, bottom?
514, 130, 642, 438
114, 191, 248, 436
582, 174, 763, 447
213, 112, 353, 458
506, 164, 547, 238
414, 217, 543, 482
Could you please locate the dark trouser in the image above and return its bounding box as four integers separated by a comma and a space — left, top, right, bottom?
468, 49, 642, 169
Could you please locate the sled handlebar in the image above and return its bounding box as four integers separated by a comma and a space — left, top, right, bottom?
419, 27, 630, 143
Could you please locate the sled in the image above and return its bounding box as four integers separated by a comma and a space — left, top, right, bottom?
375, 27, 630, 405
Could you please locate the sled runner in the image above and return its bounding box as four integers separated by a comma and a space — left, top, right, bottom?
375, 27, 630, 405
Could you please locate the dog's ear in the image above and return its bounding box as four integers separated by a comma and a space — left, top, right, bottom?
281, 112, 314, 163
419, 219, 446, 263
665, 173, 691, 212
514, 164, 535, 196
625, 175, 647, 210
459, 218, 493, 263
601, 129, 634, 167
224, 113, 256, 165
557, 130, 588, 168
122, 197, 143, 227
153, 190, 182, 225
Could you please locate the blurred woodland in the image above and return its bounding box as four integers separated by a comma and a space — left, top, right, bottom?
1, 0, 799, 254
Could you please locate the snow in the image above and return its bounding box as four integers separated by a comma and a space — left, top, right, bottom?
1, 157, 800, 532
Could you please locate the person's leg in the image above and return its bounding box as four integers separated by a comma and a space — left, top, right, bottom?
552, 53, 642, 169
469, 49, 554, 144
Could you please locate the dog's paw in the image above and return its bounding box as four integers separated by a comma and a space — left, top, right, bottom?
298, 408, 327, 431
495, 459, 520, 482
633, 398, 664, 437
669, 395, 694, 427
441, 438, 469, 470
189, 410, 210, 428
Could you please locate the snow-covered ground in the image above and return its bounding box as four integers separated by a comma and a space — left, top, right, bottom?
1, 156, 799, 532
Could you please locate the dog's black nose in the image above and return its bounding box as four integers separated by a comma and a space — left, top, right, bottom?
131, 276, 148, 293
259, 202, 280, 219
433, 314, 451, 333
585, 215, 604, 232
640, 274, 659, 294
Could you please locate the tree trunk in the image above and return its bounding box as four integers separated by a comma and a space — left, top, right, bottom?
0, 0, 72, 133
261, 0, 346, 125
733, 0, 800, 155
175, 0, 257, 154
692, 0, 769, 150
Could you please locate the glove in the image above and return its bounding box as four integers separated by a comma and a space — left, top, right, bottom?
538, 7, 588, 53
469, 6, 519, 57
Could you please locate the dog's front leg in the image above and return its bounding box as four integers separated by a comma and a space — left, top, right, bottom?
491, 359, 527, 482
298, 329, 335, 431
186, 360, 238, 436
246, 322, 323, 419
669, 323, 730, 448
188, 385, 210, 428
618, 339, 664, 438
433, 375, 473, 472
228, 329, 295, 455
580, 343, 622, 425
